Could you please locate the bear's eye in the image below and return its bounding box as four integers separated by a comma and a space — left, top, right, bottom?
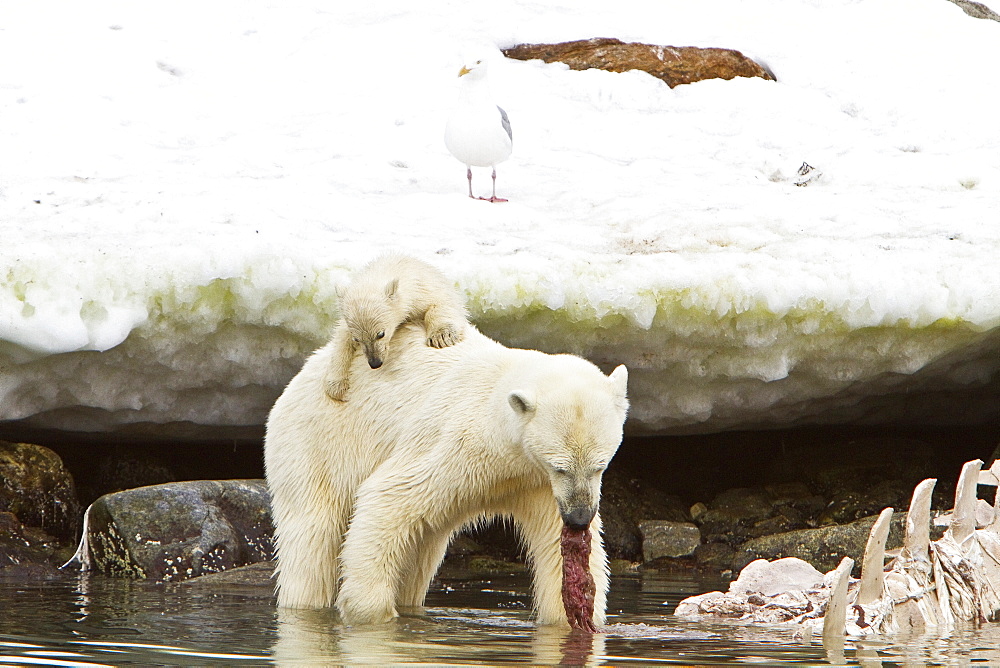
553, 467, 569, 476
376, 331, 385, 340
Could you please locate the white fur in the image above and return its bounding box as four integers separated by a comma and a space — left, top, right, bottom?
323, 254, 468, 401
265, 323, 628, 626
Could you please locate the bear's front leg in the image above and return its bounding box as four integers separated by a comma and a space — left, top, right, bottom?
337, 468, 449, 625
324, 322, 356, 402
422, 303, 466, 349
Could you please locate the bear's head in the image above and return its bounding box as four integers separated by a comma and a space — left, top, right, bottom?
341, 278, 403, 369
509, 361, 629, 530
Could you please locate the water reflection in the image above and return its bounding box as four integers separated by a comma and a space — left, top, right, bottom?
3, 568, 1000, 664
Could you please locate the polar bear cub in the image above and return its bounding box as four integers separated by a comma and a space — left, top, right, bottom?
324, 254, 469, 401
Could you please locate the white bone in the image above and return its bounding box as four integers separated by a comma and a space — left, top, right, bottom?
903, 478, 936, 561
948, 459, 983, 546
858, 507, 894, 605
823, 556, 854, 641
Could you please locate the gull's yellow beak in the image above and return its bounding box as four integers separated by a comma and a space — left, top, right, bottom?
458, 66, 471, 77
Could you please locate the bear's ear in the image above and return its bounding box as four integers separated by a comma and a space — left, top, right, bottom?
508, 390, 536, 416
384, 278, 399, 300
608, 364, 629, 403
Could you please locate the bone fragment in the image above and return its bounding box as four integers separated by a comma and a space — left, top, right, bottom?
858, 507, 894, 605
903, 478, 936, 562
823, 556, 854, 641
988, 460, 1000, 535
948, 459, 983, 546
979, 461, 1000, 487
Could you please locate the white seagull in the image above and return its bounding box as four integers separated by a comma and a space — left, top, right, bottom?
444, 58, 513, 202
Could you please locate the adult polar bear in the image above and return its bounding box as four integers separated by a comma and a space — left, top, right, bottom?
265, 319, 629, 626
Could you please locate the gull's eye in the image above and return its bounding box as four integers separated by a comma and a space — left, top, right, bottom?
376, 331, 385, 340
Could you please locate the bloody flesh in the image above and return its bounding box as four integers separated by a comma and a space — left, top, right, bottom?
560, 525, 598, 632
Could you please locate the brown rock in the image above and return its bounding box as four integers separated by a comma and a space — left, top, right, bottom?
0, 440, 80, 540
503, 38, 775, 88
638, 520, 701, 560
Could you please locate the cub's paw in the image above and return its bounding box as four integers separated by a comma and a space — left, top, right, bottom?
427, 324, 463, 349
325, 378, 350, 402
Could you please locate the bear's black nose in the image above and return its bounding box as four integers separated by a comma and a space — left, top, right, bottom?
561, 506, 595, 531
368, 357, 383, 369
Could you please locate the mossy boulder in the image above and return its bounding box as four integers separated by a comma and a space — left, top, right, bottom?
0, 440, 80, 541
81, 479, 274, 581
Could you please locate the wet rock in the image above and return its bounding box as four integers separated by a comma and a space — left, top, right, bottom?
95, 450, 176, 497
600, 468, 690, 561
79, 479, 274, 581
693, 542, 737, 570
502, 38, 775, 89
818, 479, 910, 525
178, 560, 276, 590
735, 512, 907, 575
638, 521, 701, 560
694, 482, 822, 545
0, 440, 80, 541
0, 511, 71, 570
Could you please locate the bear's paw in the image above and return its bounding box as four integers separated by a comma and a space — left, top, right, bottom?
325, 378, 350, 402
427, 325, 464, 349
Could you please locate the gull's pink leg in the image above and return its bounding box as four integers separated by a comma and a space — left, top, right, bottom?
466, 167, 474, 199
480, 167, 507, 203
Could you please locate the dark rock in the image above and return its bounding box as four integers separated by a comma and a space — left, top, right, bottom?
503, 38, 775, 89
0, 440, 80, 540
0, 561, 69, 581
734, 511, 908, 575
818, 479, 910, 525
693, 541, 737, 570
746, 512, 802, 539
81, 479, 274, 581
638, 520, 701, 560
694, 482, 821, 545
178, 560, 276, 590
600, 467, 690, 561
95, 450, 176, 497
0, 511, 71, 569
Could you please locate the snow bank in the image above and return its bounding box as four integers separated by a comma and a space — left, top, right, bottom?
1, 0, 997, 436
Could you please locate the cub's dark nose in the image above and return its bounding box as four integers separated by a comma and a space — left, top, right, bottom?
368, 357, 383, 369
561, 506, 595, 531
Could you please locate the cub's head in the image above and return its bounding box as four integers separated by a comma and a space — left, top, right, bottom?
509, 361, 629, 530
342, 278, 401, 369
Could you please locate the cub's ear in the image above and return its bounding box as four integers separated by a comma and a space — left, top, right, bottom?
608, 364, 629, 406
384, 278, 399, 299
508, 390, 536, 416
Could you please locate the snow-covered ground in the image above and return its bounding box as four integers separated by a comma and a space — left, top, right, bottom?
1, 0, 997, 437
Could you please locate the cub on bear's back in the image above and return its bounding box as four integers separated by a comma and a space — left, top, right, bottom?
323, 254, 469, 402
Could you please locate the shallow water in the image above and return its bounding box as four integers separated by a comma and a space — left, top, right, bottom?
2, 568, 1000, 666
